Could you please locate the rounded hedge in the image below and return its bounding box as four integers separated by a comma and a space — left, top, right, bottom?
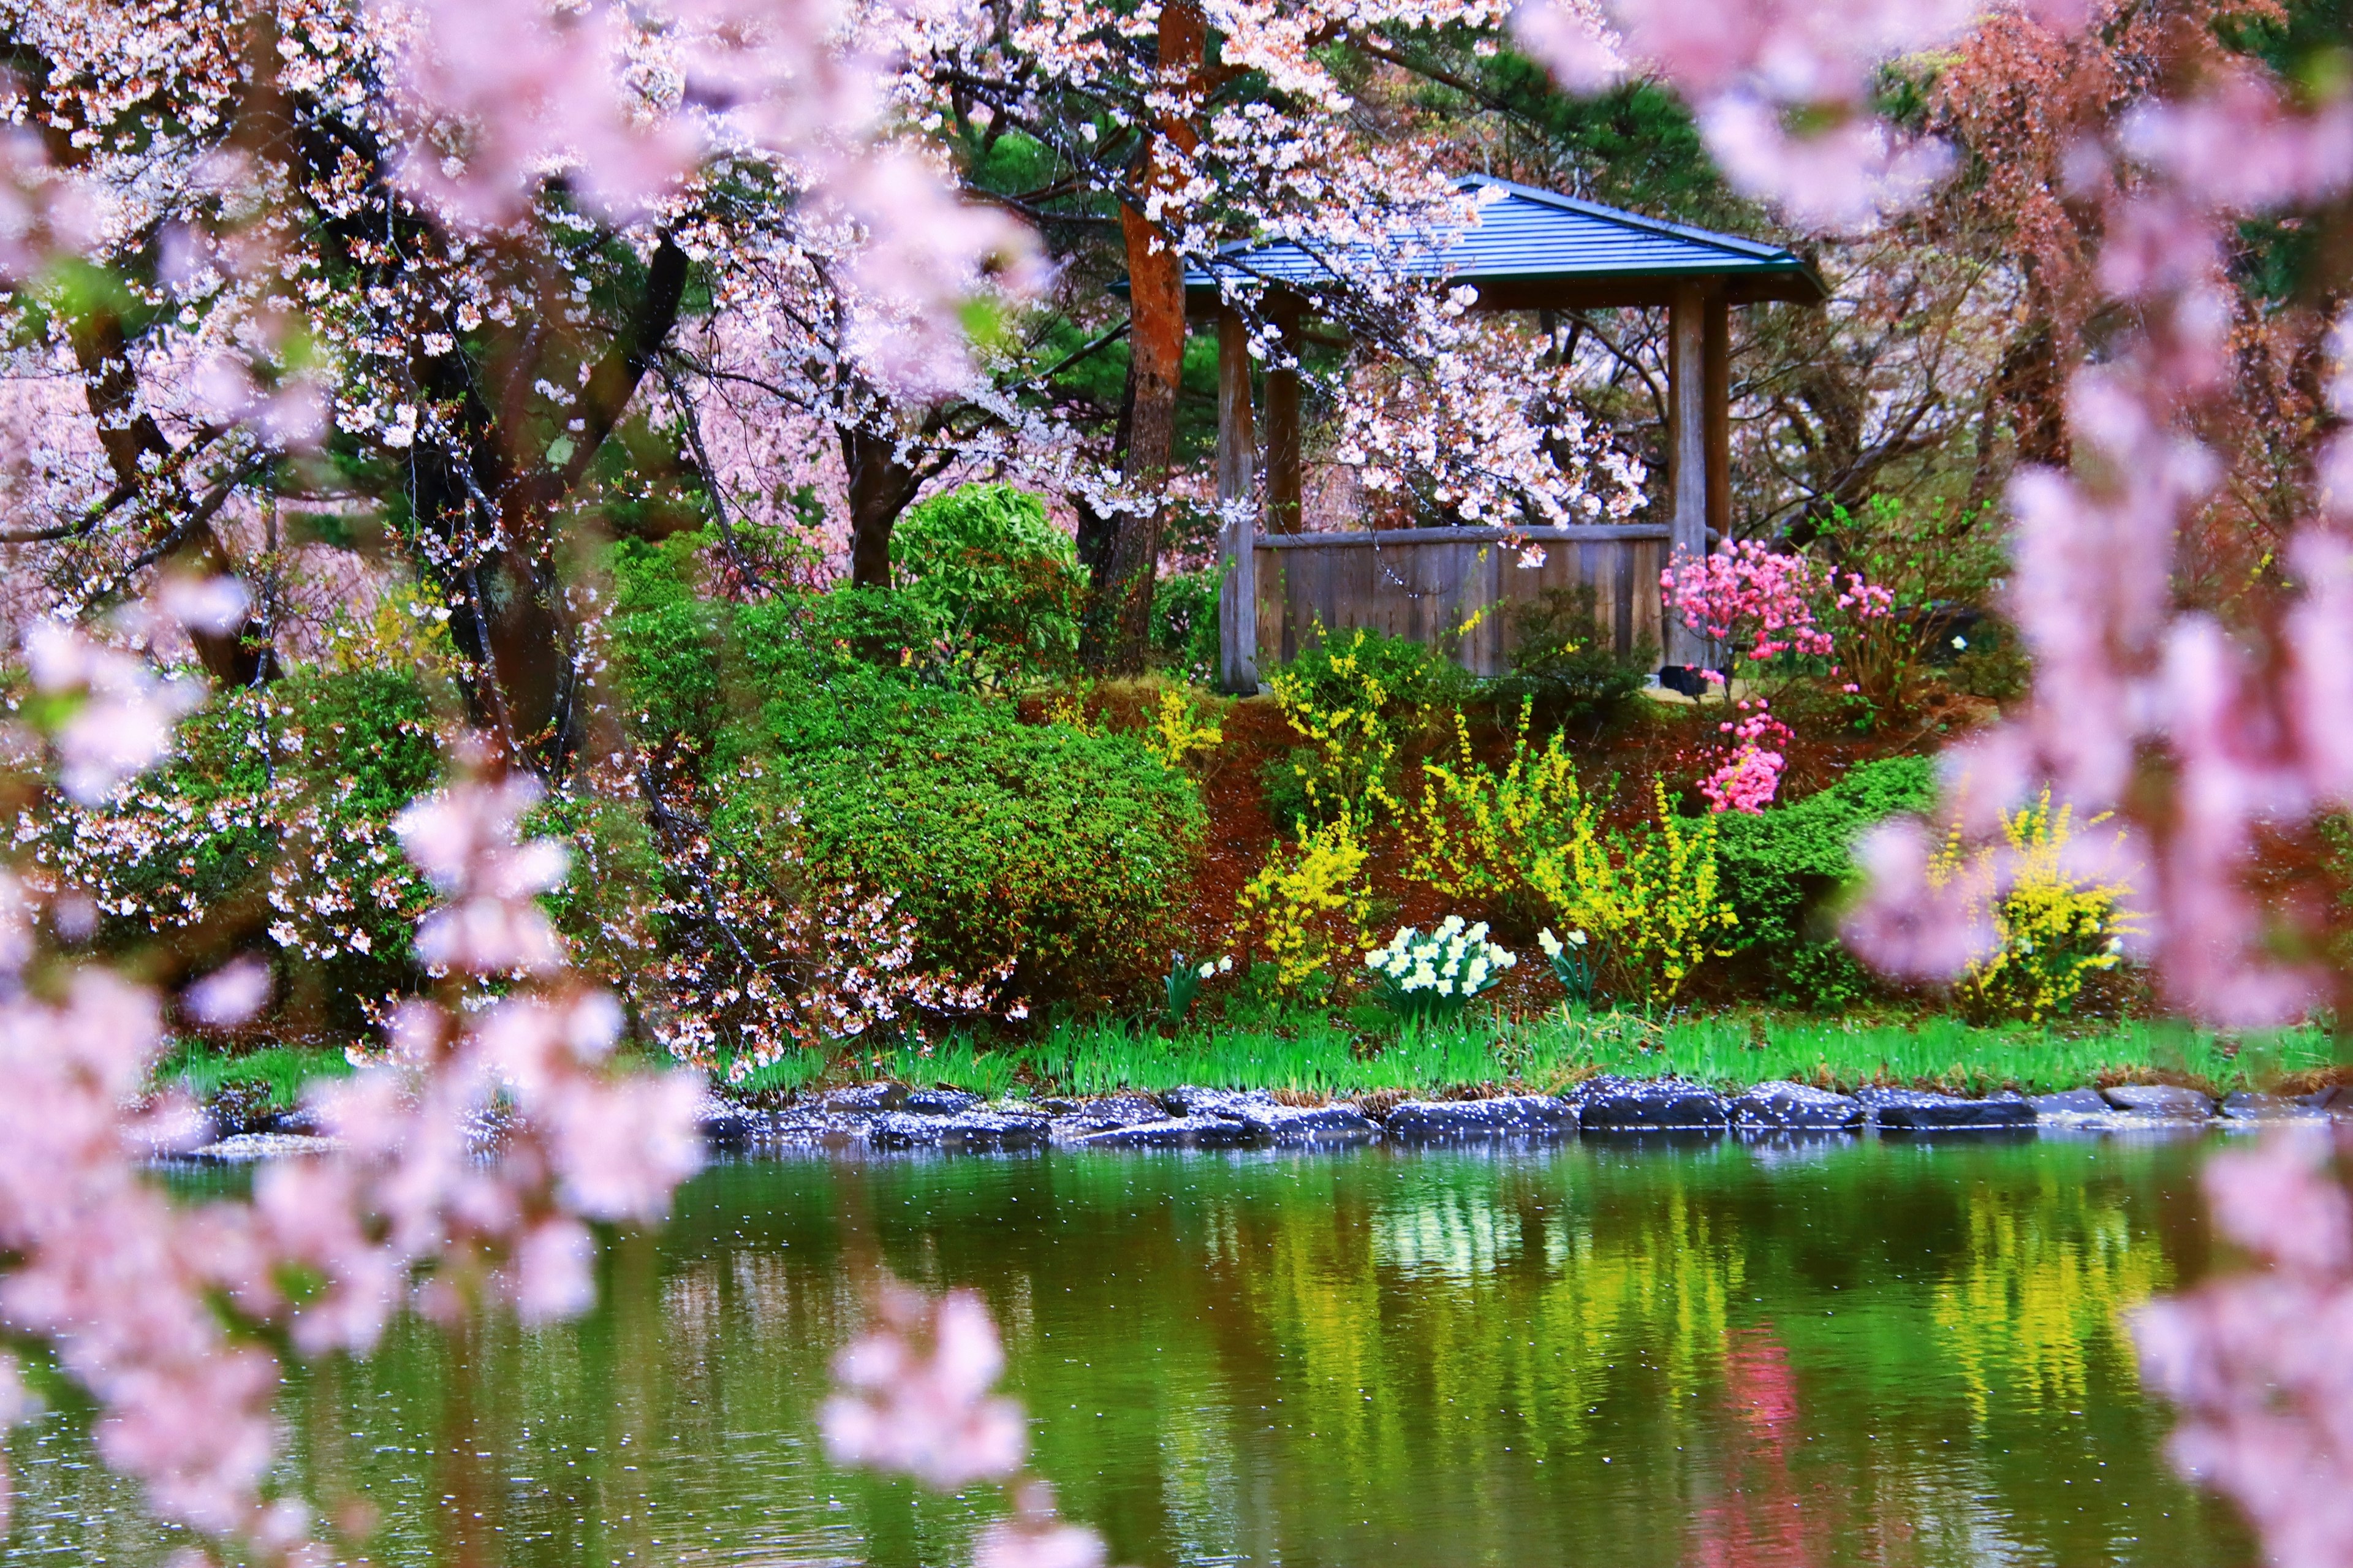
718, 696, 1203, 1009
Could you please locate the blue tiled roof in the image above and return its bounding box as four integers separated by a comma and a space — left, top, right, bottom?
1175, 175, 1825, 305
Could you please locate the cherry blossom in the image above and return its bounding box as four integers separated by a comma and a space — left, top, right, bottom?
2134, 1132, 2353, 1568
823, 1281, 1028, 1490
825, 1280, 1127, 1568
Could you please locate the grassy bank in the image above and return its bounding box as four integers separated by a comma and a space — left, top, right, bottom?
157, 1013, 2344, 1113
732, 1012, 2344, 1103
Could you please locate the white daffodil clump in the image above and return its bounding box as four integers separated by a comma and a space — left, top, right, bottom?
1363, 915, 1516, 1020
1537, 926, 1597, 1007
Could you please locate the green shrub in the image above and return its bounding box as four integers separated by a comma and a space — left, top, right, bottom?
1275, 623, 1476, 715
1495, 585, 1652, 721
895, 482, 1086, 687
1151, 567, 1223, 681
721, 708, 1203, 1005
1713, 754, 1938, 1002
602, 580, 1207, 1010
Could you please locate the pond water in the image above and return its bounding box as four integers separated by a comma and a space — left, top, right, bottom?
9, 1134, 2255, 1567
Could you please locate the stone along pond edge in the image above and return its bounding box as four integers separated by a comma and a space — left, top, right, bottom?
173, 1075, 2353, 1163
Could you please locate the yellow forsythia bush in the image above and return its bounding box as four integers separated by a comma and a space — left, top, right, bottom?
1406, 703, 1588, 917
1933, 789, 2139, 1022
1143, 687, 1224, 769
1267, 633, 1401, 823
1525, 781, 1737, 1005
1404, 708, 1735, 1004
1235, 815, 1373, 993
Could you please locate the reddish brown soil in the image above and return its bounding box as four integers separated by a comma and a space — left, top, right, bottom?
1159, 683, 1988, 1014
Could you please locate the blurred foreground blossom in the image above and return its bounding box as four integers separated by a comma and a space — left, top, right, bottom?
1513, 0, 1971, 229
183, 957, 273, 1029
19, 623, 205, 806
1839, 817, 1991, 982
396, 774, 572, 975
0, 746, 703, 1560
974, 1482, 1113, 1568
2137, 1133, 2353, 1568
824, 1281, 1027, 1488
825, 1280, 1126, 1567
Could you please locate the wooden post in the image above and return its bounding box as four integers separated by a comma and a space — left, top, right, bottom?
1665, 284, 1710, 670
1703, 288, 1731, 550
1215, 307, 1259, 694
1264, 293, 1303, 535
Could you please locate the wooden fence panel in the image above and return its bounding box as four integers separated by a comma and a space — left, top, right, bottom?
1243, 525, 1670, 681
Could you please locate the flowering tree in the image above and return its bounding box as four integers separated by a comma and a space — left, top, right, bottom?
0, 0, 1029, 1559
0, 0, 1035, 766
919, 0, 1650, 668
1504, 0, 2353, 1555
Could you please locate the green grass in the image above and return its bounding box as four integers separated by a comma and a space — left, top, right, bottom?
157, 1042, 354, 1107
817, 1010, 2341, 1102
151, 1012, 2344, 1112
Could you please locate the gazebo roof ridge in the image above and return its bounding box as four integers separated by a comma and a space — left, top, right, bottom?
1175, 172, 1829, 312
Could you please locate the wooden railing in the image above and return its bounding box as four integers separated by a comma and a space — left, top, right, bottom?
1216, 523, 1670, 690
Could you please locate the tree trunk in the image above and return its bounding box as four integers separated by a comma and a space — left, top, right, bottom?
67, 308, 273, 687
1074, 361, 1137, 587
411, 238, 691, 776
841, 423, 925, 589
1078, 0, 1202, 675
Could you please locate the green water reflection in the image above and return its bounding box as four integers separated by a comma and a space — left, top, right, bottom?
7, 1135, 2253, 1566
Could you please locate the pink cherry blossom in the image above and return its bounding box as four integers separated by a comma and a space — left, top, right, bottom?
19, 622, 205, 806
395, 776, 572, 975
823, 1281, 1029, 1490
2134, 1133, 2353, 1568
183, 957, 273, 1029
1838, 817, 1991, 982
825, 1286, 1128, 1567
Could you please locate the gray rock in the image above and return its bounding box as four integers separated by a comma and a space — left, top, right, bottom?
1160, 1085, 1248, 1116
2220, 1091, 2325, 1121
867, 1110, 1051, 1150
1069, 1114, 1268, 1149
273, 1102, 329, 1138
809, 1082, 907, 1115
207, 1079, 287, 1138
2297, 1085, 2353, 1118
1381, 1094, 1580, 1141
181, 1132, 346, 1163
697, 1094, 767, 1148
2029, 1088, 2113, 1119
755, 1107, 877, 1147
1144, 1088, 1378, 1144
1727, 1081, 1863, 1132
903, 1087, 983, 1116
1576, 1076, 1729, 1132
2101, 1083, 2215, 1119
1059, 1093, 1170, 1129
1247, 1102, 1380, 1143
1861, 1088, 2036, 1131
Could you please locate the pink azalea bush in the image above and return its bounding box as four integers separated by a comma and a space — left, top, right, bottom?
1662, 540, 1836, 672
1699, 700, 1792, 814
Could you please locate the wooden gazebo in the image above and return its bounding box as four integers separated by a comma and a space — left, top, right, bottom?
1191, 175, 1828, 691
